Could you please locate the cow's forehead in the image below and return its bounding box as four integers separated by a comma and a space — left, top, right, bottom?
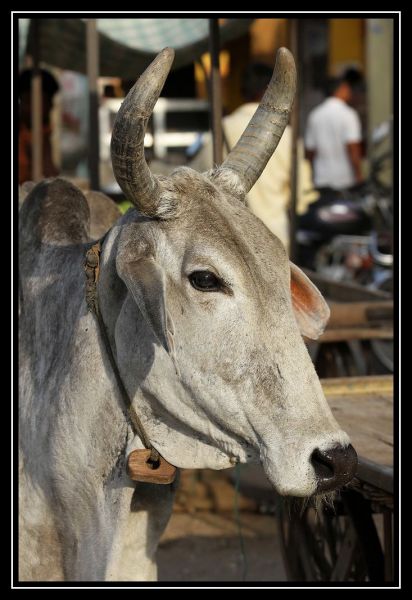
156, 167, 290, 283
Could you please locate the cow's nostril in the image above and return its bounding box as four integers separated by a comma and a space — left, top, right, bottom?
311, 444, 358, 493
311, 448, 335, 479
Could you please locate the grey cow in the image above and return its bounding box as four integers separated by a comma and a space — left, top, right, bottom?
19, 48, 357, 581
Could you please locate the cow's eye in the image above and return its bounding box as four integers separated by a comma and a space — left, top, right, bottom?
189, 270, 222, 292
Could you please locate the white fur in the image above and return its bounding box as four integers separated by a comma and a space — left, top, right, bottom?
19, 170, 353, 581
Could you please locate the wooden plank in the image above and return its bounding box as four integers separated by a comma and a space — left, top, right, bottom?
321, 375, 393, 396
127, 449, 176, 484
319, 326, 393, 342
356, 458, 393, 494
327, 301, 393, 328
304, 269, 391, 302
321, 376, 393, 469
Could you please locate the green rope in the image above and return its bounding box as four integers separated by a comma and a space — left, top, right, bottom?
234, 463, 248, 581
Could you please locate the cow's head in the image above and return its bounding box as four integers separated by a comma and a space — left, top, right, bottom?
104, 48, 357, 497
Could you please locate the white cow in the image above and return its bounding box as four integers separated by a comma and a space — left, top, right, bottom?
19, 47, 356, 581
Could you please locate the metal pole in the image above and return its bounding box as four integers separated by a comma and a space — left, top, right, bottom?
389, 25, 394, 262
289, 19, 300, 261
31, 19, 43, 181
87, 19, 100, 190
208, 19, 223, 165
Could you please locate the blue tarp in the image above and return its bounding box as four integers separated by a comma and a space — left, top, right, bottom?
19, 18, 253, 77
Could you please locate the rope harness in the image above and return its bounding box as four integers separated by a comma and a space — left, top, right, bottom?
84, 240, 176, 485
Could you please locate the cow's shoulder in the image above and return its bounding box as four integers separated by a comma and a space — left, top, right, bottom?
19, 178, 90, 249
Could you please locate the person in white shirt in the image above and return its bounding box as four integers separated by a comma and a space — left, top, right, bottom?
189, 63, 315, 254
305, 72, 364, 193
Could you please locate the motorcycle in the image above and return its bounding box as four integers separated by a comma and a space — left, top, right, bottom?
296, 123, 394, 373
297, 122, 393, 290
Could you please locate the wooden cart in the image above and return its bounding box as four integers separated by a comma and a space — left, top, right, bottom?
278, 375, 395, 583
303, 269, 393, 378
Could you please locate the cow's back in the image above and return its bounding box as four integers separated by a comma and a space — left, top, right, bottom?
19, 177, 90, 265
19, 178, 92, 404
19, 177, 98, 452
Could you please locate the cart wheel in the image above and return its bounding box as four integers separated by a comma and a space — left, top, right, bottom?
370, 274, 393, 372
314, 341, 368, 378
277, 489, 384, 582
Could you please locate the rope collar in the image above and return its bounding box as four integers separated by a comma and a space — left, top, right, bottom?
84, 238, 176, 485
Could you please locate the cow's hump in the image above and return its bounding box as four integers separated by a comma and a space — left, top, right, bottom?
19, 178, 90, 247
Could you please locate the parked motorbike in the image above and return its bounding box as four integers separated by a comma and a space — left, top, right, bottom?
296, 127, 393, 289
296, 124, 394, 374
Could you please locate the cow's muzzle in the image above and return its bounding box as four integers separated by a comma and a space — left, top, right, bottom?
311, 444, 358, 493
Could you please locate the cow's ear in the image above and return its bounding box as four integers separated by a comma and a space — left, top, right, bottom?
290, 262, 330, 339
117, 257, 171, 353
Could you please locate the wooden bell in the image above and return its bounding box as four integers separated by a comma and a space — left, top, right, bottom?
126, 449, 176, 484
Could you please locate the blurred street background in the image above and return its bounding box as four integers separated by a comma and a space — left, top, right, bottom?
17, 15, 396, 583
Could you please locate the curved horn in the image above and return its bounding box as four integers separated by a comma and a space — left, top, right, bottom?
220, 47, 296, 193
111, 48, 175, 216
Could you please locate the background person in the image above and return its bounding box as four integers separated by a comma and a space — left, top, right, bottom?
304, 69, 365, 199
